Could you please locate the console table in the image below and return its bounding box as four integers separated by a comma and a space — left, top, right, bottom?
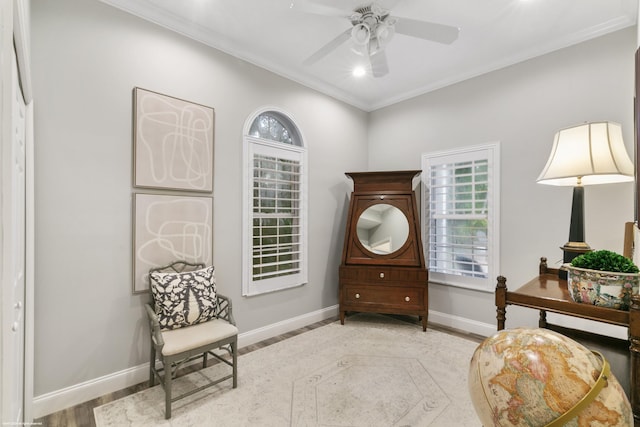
495, 257, 640, 424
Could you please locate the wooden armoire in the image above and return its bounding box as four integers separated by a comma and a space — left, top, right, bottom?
339, 170, 429, 331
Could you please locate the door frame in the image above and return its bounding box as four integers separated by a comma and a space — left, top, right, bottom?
14, 0, 34, 419
1, 0, 34, 422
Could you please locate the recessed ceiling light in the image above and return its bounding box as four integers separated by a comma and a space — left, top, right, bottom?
352, 66, 366, 77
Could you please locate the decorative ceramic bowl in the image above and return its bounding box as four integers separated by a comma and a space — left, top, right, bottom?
567, 266, 640, 310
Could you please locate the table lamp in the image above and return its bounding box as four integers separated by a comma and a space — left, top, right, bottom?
537, 121, 634, 272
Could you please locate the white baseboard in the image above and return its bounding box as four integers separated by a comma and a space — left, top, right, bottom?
236, 305, 339, 348
428, 309, 495, 338
32, 364, 150, 420
32, 305, 339, 419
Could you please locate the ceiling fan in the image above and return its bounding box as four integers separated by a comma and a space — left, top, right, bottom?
294, 0, 460, 77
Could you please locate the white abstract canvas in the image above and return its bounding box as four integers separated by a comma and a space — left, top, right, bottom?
134, 87, 214, 192
133, 193, 213, 293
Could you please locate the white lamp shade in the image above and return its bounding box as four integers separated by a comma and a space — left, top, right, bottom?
537, 121, 634, 186
351, 23, 370, 46
375, 21, 395, 46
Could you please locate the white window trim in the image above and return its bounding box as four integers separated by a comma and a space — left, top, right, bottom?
421, 142, 500, 292
241, 108, 308, 296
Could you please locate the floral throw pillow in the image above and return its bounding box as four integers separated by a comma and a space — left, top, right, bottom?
150, 265, 217, 331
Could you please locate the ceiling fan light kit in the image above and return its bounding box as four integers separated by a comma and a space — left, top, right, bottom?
351, 23, 371, 45
300, 1, 460, 78
375, 21, 395, 45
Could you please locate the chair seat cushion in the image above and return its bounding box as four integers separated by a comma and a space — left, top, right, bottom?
150, 265, 217, 330
161, 318, 238, 356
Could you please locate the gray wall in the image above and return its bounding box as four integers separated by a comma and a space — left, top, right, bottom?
31, 0, 368, 397
368, 28, 636, 332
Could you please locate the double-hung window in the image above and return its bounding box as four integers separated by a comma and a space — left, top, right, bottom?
242, 109, 308, 296
421, 143, 500, 291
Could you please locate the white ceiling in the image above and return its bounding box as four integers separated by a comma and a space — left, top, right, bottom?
100, 0, 638, 112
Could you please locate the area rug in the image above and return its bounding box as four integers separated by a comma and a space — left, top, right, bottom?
94, 314, 482, 426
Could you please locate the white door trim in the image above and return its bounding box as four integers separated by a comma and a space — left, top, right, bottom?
11, 0, 33, 422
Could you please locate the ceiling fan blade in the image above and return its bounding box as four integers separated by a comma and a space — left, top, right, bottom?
379, 0, 402, 10
290, 0, 351, 17
393, 17, 459, 44
370, 50, 389, 77
303, 28, 352, 66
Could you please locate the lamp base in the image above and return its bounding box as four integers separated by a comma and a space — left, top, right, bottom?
559, 241, 592, 280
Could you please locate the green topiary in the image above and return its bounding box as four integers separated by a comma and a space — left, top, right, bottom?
570, 249, 639, 273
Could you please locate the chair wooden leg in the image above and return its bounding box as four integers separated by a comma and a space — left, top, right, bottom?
165, 359, 172, 419
232, 339, 238, 388
203, 351, 208, 369
149, 345, 156, 387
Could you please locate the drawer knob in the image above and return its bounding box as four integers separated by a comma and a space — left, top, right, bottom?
405, 296, 411, 302
379, 272, 385, 279
355, 293, 360, 299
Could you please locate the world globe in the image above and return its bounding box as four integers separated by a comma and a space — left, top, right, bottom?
469, 328, 631, 426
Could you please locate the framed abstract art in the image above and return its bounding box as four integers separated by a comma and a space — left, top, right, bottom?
133, 87, 214, 192
132, 193, 213, 293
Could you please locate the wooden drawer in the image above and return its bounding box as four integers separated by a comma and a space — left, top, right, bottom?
343, 284, 424, 310
340, 266, 428, 283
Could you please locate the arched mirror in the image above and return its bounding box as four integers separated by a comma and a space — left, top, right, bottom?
356, 204, 409, 255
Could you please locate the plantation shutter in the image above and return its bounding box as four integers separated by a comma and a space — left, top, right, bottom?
252, 152, 302, 281
242, 135, 307, 296
422, 144, 499, 290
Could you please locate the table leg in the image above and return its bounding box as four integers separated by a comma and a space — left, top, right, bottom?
539, 310, 547, 328
496, 275, 507, 331
630, 294, 640, 423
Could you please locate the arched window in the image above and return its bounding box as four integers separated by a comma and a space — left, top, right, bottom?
247, 111, 301, 145
242, 108, 308, 296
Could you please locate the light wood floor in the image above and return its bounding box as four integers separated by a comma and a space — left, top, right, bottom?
33, 315, 483, 427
